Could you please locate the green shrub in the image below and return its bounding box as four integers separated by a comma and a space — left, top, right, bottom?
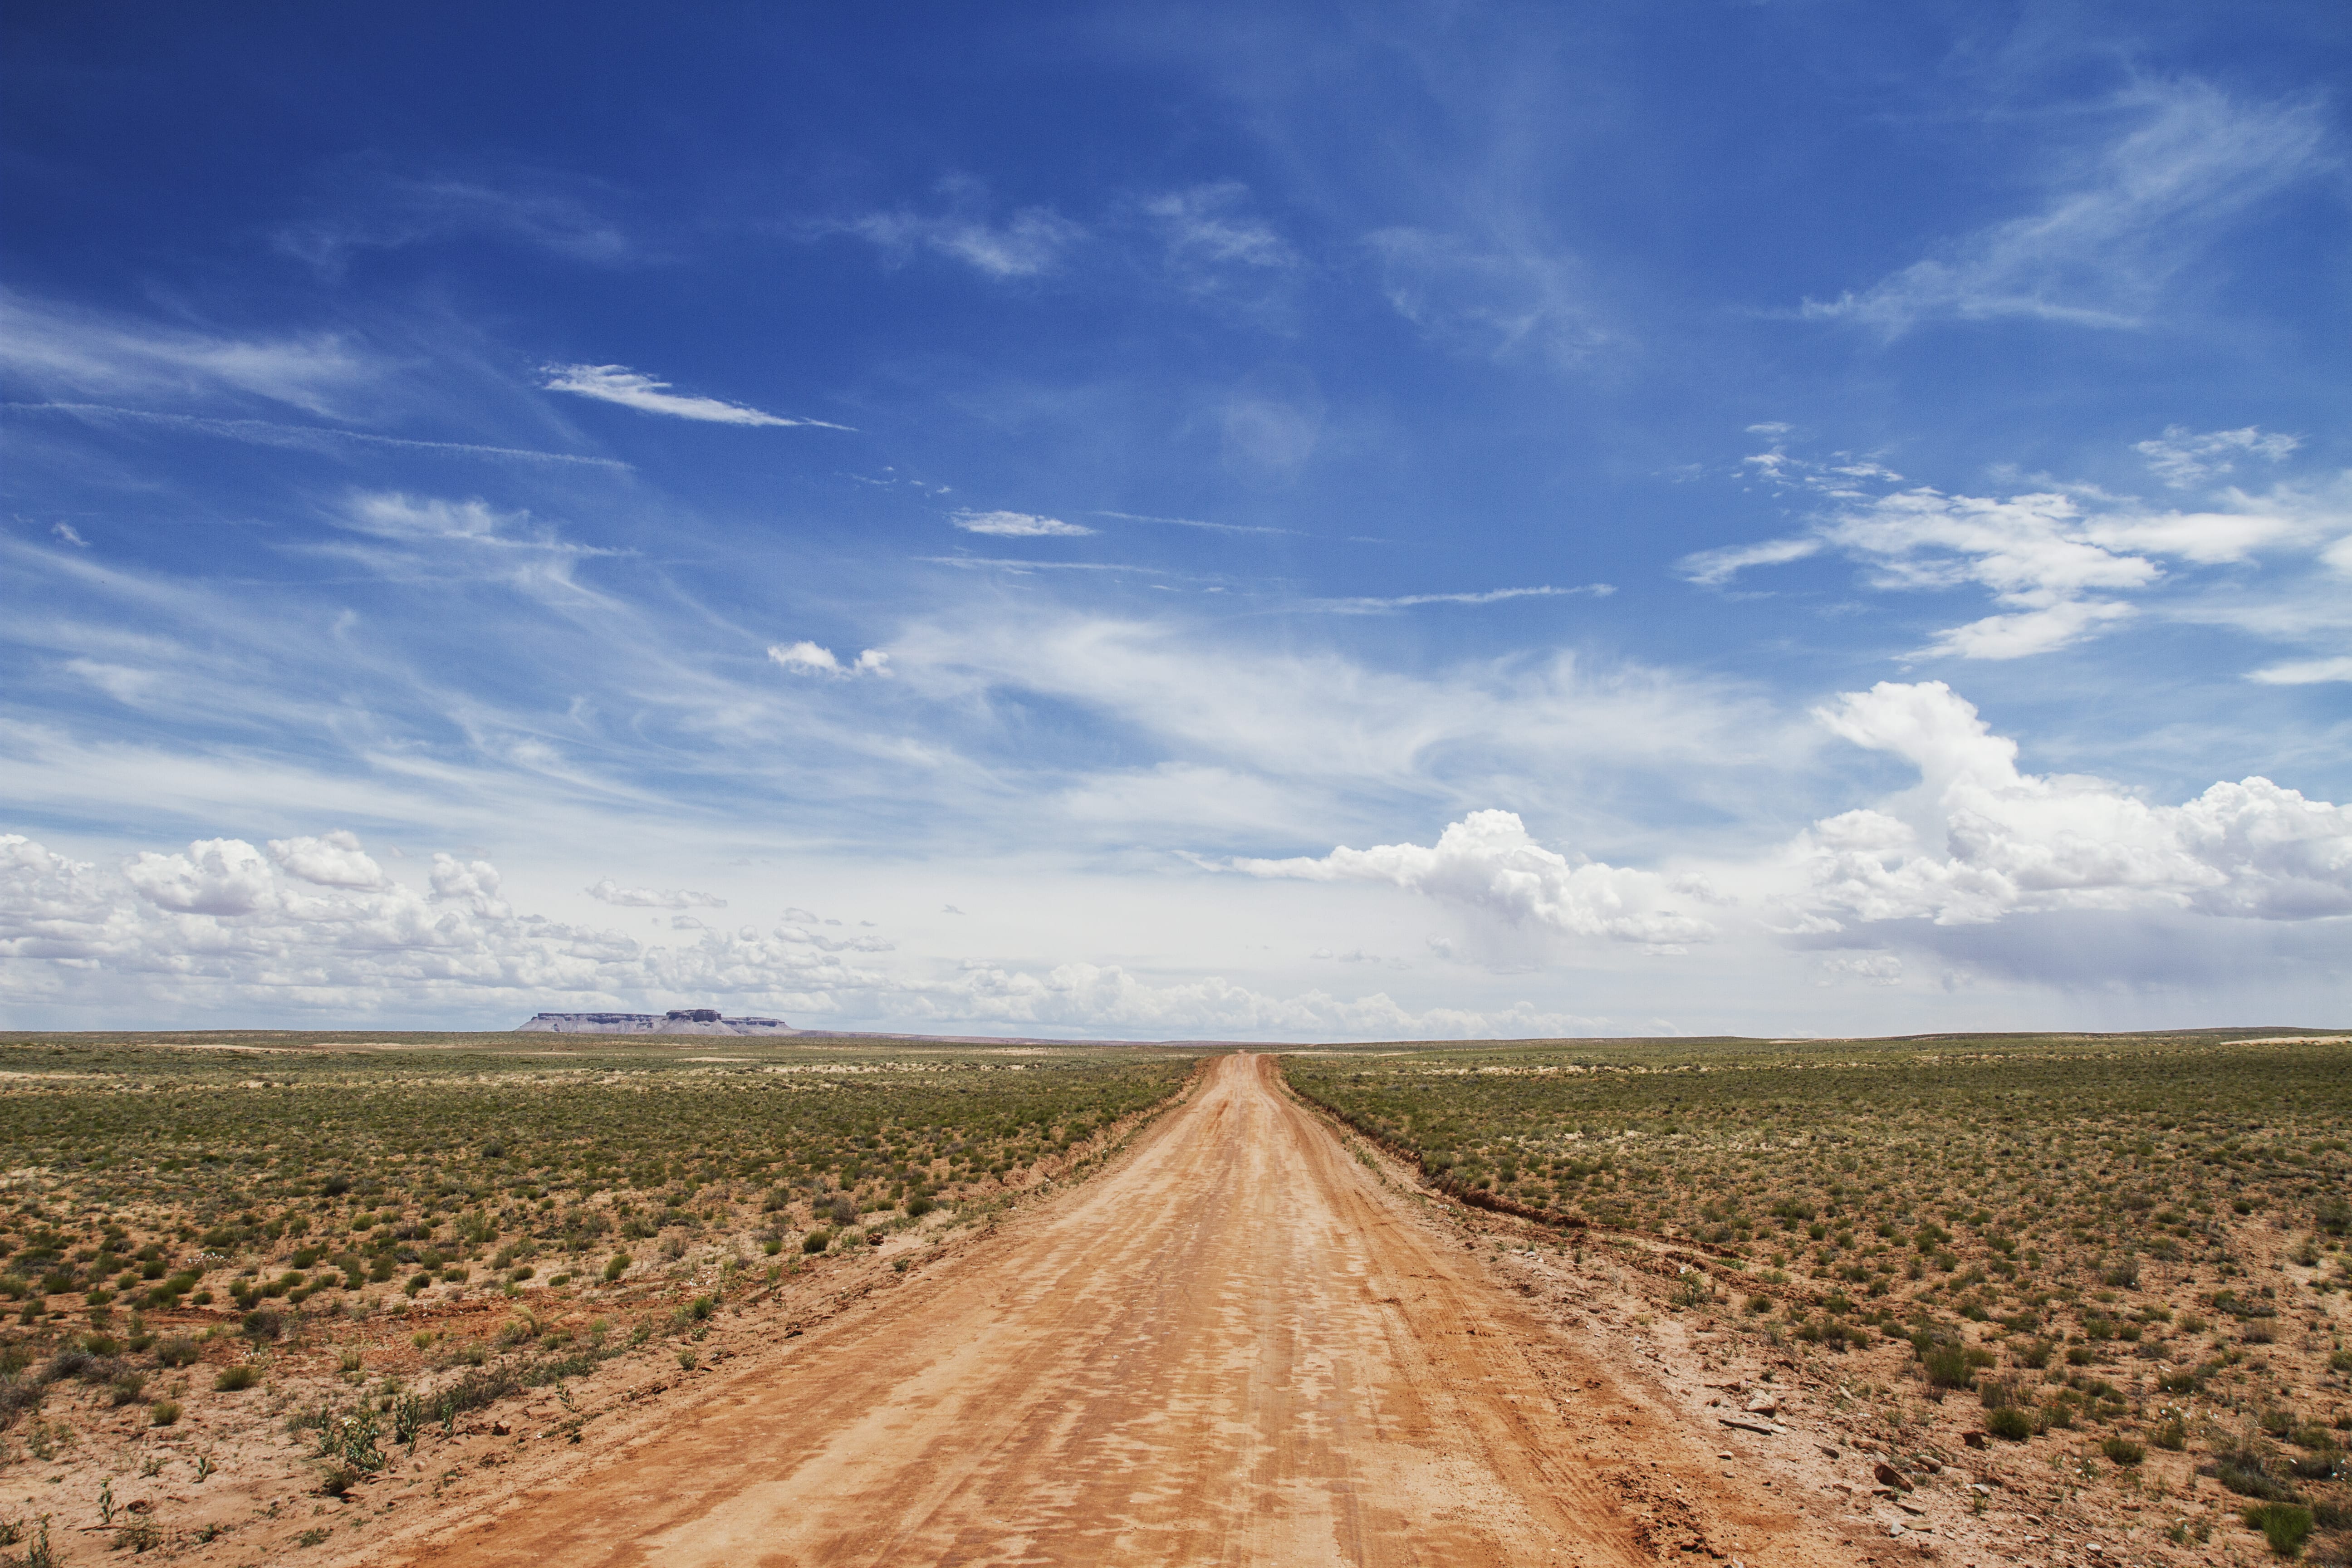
2213, 1446, 2300, 1502
2243, 1503, 2312, 1558
1987, 1407, 2032, 1441
603, 1253, 630, 1282
213, 1364, 259, 1392
2103, 1436, 2146, 1465
802, 1229, 831, 1254
2152, 1419, 2188, 1450
149, 1399, 180, 1426
1795, 1313, 1869, 1350
1920, 1343, 1976, 1389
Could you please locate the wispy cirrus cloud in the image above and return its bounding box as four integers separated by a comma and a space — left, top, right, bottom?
1307, 584, 1615, 613
2248, 656, 2352, 686
828, 178, 1086, 279
1682, 428, 2344, 660
1094, 510, 1302, 538
540, 363, 851, 429
8, 401, 630, 469
919, 557, 1155, 574
318, 491, 630, 609
0, 289, 374, 416
586, 876, 728, 909
2135, 424, 2300, 489
1142, 183, 1298, 270
1676, 537, 1823, 588
1366, 227, 1605, 364
1802, 81, 2328, 334
275, 171, 634, 273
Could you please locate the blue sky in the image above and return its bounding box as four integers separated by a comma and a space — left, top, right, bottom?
3, 2, 2347, 1036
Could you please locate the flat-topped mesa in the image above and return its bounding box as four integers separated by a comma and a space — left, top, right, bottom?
515, 1009, 800, 1036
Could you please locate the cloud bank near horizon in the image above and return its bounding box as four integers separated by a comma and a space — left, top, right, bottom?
7, 684, 2342, 1037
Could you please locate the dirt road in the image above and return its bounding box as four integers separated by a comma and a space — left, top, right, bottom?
388, 1054, 1827, 1567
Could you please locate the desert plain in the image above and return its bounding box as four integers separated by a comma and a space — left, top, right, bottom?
0, 1028, 2344, 1567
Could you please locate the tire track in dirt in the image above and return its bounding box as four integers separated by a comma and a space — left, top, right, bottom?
374, 1054, 1842, 1568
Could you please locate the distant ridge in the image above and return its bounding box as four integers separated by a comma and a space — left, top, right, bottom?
517, 1009, 801, 1037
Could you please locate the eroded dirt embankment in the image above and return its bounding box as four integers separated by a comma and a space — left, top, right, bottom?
340, 1053, 1843, 1568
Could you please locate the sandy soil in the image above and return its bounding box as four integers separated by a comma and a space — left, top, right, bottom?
292, 1053, 1841, 1568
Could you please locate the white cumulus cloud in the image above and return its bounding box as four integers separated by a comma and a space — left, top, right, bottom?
0, 830, 882, 1018
950, 510, 1093, 538
1235, 809, 1715, 947
124, 837, 279, 916
2, 826, 1617, 1041
1801, 681, 2352, 924
267, 830, 391, 890
768, 641, 891, 677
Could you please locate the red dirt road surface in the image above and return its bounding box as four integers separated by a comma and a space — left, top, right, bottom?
382, 1054, 1840, 1567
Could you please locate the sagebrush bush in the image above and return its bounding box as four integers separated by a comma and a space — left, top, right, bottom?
1920, 1343, 1976, 1390
2243, 1503, 2312, 1558
2213, 1446, 2300, 1502
1987, 1407, 2032, 1441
